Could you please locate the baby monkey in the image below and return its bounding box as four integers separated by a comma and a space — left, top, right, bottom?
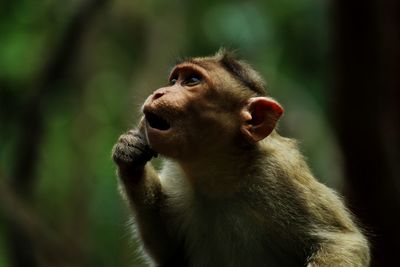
112, 50, 370, 266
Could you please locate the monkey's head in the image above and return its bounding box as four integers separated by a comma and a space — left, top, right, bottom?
142, 49, 283, 161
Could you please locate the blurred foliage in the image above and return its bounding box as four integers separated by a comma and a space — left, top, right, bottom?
0, 0, 339, 266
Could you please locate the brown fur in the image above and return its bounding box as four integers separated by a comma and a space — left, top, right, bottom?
112, 50, 370, 266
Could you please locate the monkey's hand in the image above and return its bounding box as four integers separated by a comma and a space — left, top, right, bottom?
112, 130, 157, 180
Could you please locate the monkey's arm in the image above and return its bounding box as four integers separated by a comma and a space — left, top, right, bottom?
112, 130, 178, 265
307, 230, 370, 267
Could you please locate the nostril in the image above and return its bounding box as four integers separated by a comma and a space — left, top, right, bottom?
153, 92, 164, 100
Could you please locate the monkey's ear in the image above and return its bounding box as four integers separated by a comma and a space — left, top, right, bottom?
240, 97, 284, 143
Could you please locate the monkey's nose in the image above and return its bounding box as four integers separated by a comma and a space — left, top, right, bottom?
152, 92, 165, 100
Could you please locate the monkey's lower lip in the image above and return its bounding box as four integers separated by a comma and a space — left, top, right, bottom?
145, 112, 171, 131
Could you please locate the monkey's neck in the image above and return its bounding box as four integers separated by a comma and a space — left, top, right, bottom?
177, 145, 263, 197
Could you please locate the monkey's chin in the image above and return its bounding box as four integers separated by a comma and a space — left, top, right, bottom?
145, 123, 173, 146
145, 125, 180, 158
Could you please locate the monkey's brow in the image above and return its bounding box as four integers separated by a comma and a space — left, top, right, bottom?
174, 58, 212, 71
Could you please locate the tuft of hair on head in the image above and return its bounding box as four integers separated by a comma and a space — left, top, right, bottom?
214, 48, 267, 96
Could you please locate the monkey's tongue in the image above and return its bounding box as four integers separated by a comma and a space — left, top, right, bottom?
145, 112, 170, 131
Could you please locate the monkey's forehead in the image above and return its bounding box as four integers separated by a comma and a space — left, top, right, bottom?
173, 57, 218, 70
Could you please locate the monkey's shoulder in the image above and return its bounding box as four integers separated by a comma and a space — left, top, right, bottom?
260, 134, 360, 230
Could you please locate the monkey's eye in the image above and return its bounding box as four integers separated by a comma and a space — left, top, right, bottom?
183, 74, 202, 86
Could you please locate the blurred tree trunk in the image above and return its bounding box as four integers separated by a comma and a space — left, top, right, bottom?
5, 0, 107, 266
332, 0, 400, 266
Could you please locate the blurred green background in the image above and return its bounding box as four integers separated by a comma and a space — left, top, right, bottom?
1, 0, 399, 266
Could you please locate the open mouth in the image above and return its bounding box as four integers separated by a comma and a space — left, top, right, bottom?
145, 112, 171, 131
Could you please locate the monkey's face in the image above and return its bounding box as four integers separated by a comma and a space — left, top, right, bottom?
142, 62, 241, 160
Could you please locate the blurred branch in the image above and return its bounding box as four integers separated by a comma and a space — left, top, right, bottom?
6, 0, 108, 266
0, 172, 85, 266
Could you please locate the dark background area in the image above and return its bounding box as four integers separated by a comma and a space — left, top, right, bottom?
0, 0, 399, 266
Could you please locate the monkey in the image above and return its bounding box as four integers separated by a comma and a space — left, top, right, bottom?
112, 49, 370, 267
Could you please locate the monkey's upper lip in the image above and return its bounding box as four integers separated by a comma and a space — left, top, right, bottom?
144, 111, 171, 131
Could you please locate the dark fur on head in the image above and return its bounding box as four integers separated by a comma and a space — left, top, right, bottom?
215, 48, 266, 96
